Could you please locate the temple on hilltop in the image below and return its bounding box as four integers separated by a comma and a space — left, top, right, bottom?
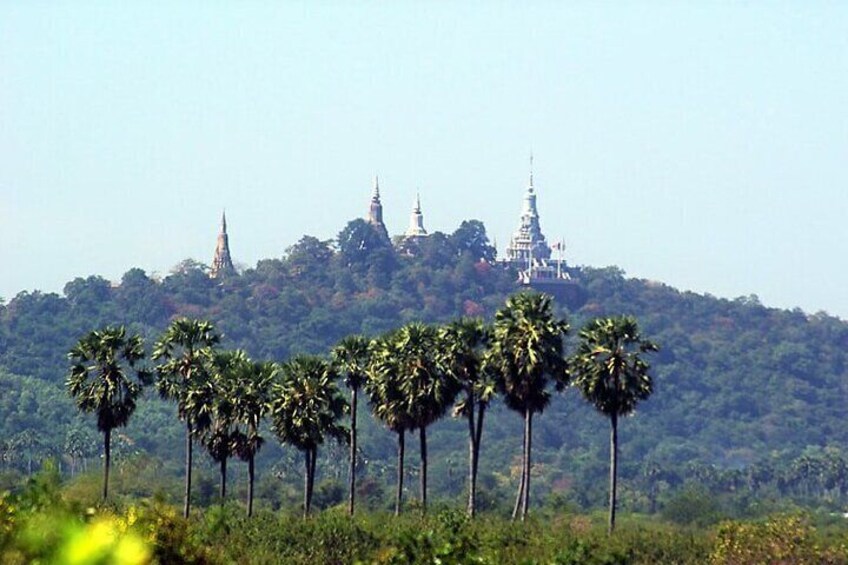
367, 176, 391, 241
211, 211, 236, 278
405, 193, 428, 239
502, 158, 572, 290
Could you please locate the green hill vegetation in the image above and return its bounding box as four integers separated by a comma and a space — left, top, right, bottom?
1, 216, 847, 529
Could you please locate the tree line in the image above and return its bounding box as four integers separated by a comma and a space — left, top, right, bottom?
67, 291, 657, 534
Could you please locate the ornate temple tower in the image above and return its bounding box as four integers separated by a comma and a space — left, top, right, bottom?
404, 193, 428, 238
368, 175, 390, 240
505, 159, 552, 265
211, 211, 236, 278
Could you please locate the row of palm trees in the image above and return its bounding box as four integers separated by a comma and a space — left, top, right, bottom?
66, 292, 657, 532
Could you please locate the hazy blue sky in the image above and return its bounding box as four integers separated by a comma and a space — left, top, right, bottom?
2, 3, 847, 317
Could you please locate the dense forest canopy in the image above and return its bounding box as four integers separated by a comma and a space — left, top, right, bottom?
1, 216, 847, 514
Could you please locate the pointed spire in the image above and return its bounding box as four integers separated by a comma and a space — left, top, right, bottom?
211, 211, 235, 278
405, 189, 428, 238
528, 152, 535, 191
373, 175, 381, 200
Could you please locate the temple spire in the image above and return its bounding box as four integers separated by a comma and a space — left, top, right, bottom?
529, 153, 534, 190
211, 210, 236, 278
367, 175, 390, 240
405, 190, 428, 238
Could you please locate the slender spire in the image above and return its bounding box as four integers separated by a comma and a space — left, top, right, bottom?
211, 211, 235, 278
405, 189, 428, 238
528, 153, 535, 191
368, 175, 389, 240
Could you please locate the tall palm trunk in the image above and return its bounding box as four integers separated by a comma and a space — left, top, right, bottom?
349, 386, 358, 517
184, 422, 193, 519
219, 457, 227, 500
466, 401, 476, 517
609, 412, 618, 535
419, 426, 428, 512
395, 430, 405, 516
472, 402, 486, 518
303, 448, 312, 518
247, 453, 255, 517
511, 429, 525, 522
521, 409, 533, 521
103, 428, 111, 500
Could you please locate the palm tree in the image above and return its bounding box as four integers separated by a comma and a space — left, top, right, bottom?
570, 316, 658, 534
366, 334, 414, 516
395, 322, 460, 512
204, 349, 248, 501
232, 359, 275, 517
153, 318, 220, 518
331, 334, 370, 517
439, 318, 494, 517
489, 292, 568, 521
66, 326, 150, 499
270, 355, 348, 518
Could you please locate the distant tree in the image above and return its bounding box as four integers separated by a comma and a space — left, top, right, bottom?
232, 359, 275, 517
570, 315, 657, 534
439, 318, 494, 517
451, 220, 496, 262
489, 292, 568, 521
271, 355, 348, 517
331, 334, 371, 516
204, 350, 248, 501
394, 323, 460, 512
337, 219, 395, 270
153, 318, 220, 518
66, 326, 150, 499
366, 334, 415, 516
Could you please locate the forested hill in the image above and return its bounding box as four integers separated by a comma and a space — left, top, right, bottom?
1, 217, 847, 509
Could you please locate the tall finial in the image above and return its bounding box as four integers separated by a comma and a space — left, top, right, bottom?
373, 175, 380, 200
414, 190, 421, 212
221, 210, 227, 234
529, 152, 534, 189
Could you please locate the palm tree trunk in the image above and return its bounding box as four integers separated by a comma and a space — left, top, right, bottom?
349, 386, 358, 517
247, 454, 255, 517
220, 457, 227, 501
472, 403, 486, 518
521, 409, 532, 521
303, 448, 311, 518
184, 422, 193, 519
395, 430, 405, 516
103, 428, 111, 500
310, 446, 317, 511
511, 429, 525, 522
466, 401, 476, 517
419, 426, 428, 513
609, 412, 618, 535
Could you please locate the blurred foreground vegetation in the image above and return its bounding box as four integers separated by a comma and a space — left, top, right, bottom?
3, 464, 848, 564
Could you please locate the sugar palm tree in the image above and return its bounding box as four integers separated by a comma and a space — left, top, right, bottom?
331, 334, 370, 516
366, 334, 414, 516
153, 318, 220, 518
489, 292, 568, 521
570, 316, 657, 534
66, 326, 151, 499
395, 322, 460, 512
204, 349, 248, 501
232, 359, 276, 517
439, 318, 495, 517
271, 355, 348, 518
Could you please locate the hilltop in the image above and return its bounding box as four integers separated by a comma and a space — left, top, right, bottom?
0, 217, 846, 514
